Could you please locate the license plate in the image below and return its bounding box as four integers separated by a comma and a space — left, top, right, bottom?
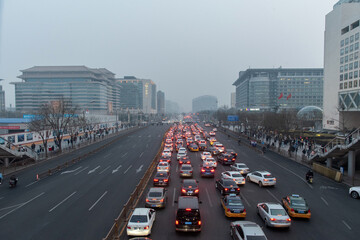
185, 222, 192, 225
231, 189, 235, 191
188, 191, 193, 193
151, 205, 157, 207
233, 210, 240, 213
268, 180, 273, 181
298, 211, 304, 213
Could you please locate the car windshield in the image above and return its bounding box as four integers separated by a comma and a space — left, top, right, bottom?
224, 180, 236, 186
155, 173, 167, 177
149, 192, 162, 197
264, 175, 274, 178
182, 166, 192, 170
291, 199, 306, 207
228, 199, 242, 206
130, 215, 147, 223
238, 164, 247, 168
270, 209, 287, 216
246, 236, 267, 240
232, 174, 242, 177
177, 209, 200, 220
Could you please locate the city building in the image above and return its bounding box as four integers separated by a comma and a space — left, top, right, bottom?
116, 76, 157, 114
0, 79, 5, 112
192, 95, 218, 112
13, 66, 120, 114
231, 92, 236, 108
232, 68, 324, 111
323, 0, 360, 131
157, 90, 165, 114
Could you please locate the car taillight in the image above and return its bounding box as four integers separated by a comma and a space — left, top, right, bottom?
175, 220, 179, 225
237, 188, 240, 191
211, 169, 215, 172
127, 226, 131, 229
180, 171, 183, 173
264, 179, 268, 181
182, 189, 186, 193
308, 209, 311, 213
146, 199, 149, 202
144, 226, 149, 230
201, 169, 205, 172
198, 221, 202, 225
157, 167, 160, 170
195, 189, 199, 193
243, 209, 246, 213
274, 178, 276, 181
290, 208, 295, 212
225, 188, 228, 191
164, 179, 168, 182
153, 179, 159, 182
186, 208, 191, 211
189, 186, 192, 188
286, 218, 291, 222
167, 160, 171, 163
179, 161, 183, 164
189, 171, 193, 173
160, 199, 164, 202
227, 208, 231, 212
233, 179, 236, 181
270, 218, 276, 221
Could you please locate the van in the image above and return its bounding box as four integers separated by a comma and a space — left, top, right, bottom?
175, 196, 201, 232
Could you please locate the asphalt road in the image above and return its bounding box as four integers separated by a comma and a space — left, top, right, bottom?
126, 125, 360, 240
0, 125, 169, 240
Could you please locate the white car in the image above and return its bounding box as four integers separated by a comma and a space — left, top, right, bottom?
201, 151, 212, 160
213, 128, 217, 132
203, 157, 217, 168
246, 171, 276, 187
162, 149, 172, 158
230, 221, 268, 240
230, 163, 250, 175
177, 148, 187, 159
257, 203, 291, 228
157, 162, 170, 172
349, 186, 360, 198
214, 143, 225, 153
127, 208, 156, 236
221, 171, 245, 185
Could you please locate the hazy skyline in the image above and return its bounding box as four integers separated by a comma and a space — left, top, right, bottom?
0, 0, 338, 111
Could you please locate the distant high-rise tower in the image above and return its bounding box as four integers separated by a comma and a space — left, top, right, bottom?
192, 95, 218, 112
0, 79, 5, 112
157, 91, 165, 114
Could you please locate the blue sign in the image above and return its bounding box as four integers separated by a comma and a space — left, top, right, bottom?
227, 115, 239, 121
23, 114, 36, 119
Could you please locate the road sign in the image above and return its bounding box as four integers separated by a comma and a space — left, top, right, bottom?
227, 115, 239, 121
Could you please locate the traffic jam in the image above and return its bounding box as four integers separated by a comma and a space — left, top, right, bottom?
126, 122, 312, 239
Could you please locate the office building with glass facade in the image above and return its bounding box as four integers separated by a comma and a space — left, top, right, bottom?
116, 77, 157, 114
192, 95, 218, 112
323, 0, 360, 130
233, 68, 323, 111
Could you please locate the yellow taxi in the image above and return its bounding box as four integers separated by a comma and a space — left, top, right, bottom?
188, 143, 199, 152
281, 194, 311, 219
221, 194, 246, 218
209, 137, 217, 146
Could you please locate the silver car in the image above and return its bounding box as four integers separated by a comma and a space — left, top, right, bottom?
145, 187, 167, 208
180, 164, 193, 177
230, 163, 250, 175
257, 202, 291, 228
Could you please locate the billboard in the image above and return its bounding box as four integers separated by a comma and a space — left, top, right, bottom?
227, 115, 239, 121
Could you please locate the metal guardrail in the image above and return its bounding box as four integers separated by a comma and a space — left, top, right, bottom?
35, 126, 145, 181
102, 131, 167, 240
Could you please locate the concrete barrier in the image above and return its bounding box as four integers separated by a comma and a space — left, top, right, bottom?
313, 163, 342, 182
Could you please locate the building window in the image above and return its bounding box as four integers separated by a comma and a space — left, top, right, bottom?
345, 55, 349, 63
345, 64, 348, 71
355, 52, 359, 59
344, 82, 348, 89
350, 35, 354, 43
345, 47, 349, 54
355, 42, 359, 50
356, 33, 359, 41
340, 57, 344, 64
349, 81, 353, 88
350, 44, 354, 52
340, 66, 344, 72
340, 83, 343, 89
341, 39, 345, 47
349, 63, 353, 70
351, 20, 360, 30
346, 37, 349, 45
340, 74, 344, 81
342, 26, 350, 35
355, 80, 358, 87
355, 70, 359, 78
341, 48, 345, 56
355, 61, 359, 69
345, 73, 348, 80
350, 53, 354, 61
349, 72, 353, 79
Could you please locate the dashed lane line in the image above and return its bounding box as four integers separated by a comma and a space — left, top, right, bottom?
342, 220, 352, 230
321, 197, 329, 206
122, 152, 128, 158
205, 188, 213, 208
89, 191, 108, 211
124, 165, 132, 174
139, 152, 144, 158
240, 192, 251, 207
266, 189, 281, 203
49, 192, 76, 212
172, 188, 176, 207
74, 166, 89, 175
0, 192, 45, 219
25, 181, 38, 188
99, 166, 111, 174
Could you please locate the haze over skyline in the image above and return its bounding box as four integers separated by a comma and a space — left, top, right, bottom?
0, 0, 337, 112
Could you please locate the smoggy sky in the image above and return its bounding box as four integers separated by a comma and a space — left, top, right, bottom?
0, 0, 338, 112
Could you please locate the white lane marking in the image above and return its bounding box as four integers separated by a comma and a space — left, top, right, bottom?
172, 188, 176, 207
0, 197, 4, 200
88, 166, 101, 174
0, 203, 23, 211
321, 197, 329, 206
25, 181, 38, 188
138, 135, 142, 138
49, 191, 77, 212
139, 152, 144, 158
205, 188, 213, 207
122, 153, 128, 158
240, 192, 251, 207
176, 164, 178, 173
0, 192, 45, 219
75, 166, 88, 175
342, 220, 352, 230
266, 189, 281, 203
89, 191, 108, 211
103, 153, 111, 159
99, 166, 111, 174
263, 155, 313, 189
124, 165, 132, 174
61, 166, 82, 175
112, 165, 122, 174
136, 165, 144, 173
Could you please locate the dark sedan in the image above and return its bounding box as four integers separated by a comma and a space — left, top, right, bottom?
181, 179, 199, 196
217, 153, 236, 165
153, 171, 170, 186
215, 179, 240, 195
200, 166, 215, 177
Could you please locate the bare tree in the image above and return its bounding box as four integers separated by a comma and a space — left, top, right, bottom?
27, 115, 51, 158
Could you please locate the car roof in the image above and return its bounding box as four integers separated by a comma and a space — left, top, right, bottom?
132, 208, 150, 215
149, 187, 164, 193
262, 202, 283, 209
183, 179, 197, 184
178, 196, 199, 209
226, 171, 242, 175
231, 221, 265, 237
256, 171, 271, 175
155, 172, 169, 176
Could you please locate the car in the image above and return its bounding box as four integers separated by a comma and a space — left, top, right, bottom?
180, 164, 193, 178
257, 203, 291, 228
221, 171, 245, 185
281, 194, 311, 218
188, 143, 199, 152
213, 128, 217, 132
209, 131, 216, 137
145, 187, 167, 208
215, 179, 240, 195
230, 163, 250, 175
165, 138, 173, 144
230, 221, 268, 240
349, 186, 360, 199
179, 156, 191, 165
153, 172, 170, 186
217, 153, 236, 165
161, 149, 172, 158
177, 148, 187, 159
209, 137, 217, 145
226, 149, 238, 159
208, 146, 220, 156
175, 196, 202, 232
214, 143, 225, 153
204, 123, 210, 127
201, 151, 212, 161
250, 140, 257, 147
221, 194, 246, 218
198, 140, 207, 151
203, 157, 217, 168
181, 179, 199, 196
159, 156, 171, 163
157, 162, 170, 172
246, 171, 276, 187
126, 208, 156, 236
164, 143, 173, 152
200, 166, 215, 177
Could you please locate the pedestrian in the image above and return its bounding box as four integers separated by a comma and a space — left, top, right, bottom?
31, 143, 36, 151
